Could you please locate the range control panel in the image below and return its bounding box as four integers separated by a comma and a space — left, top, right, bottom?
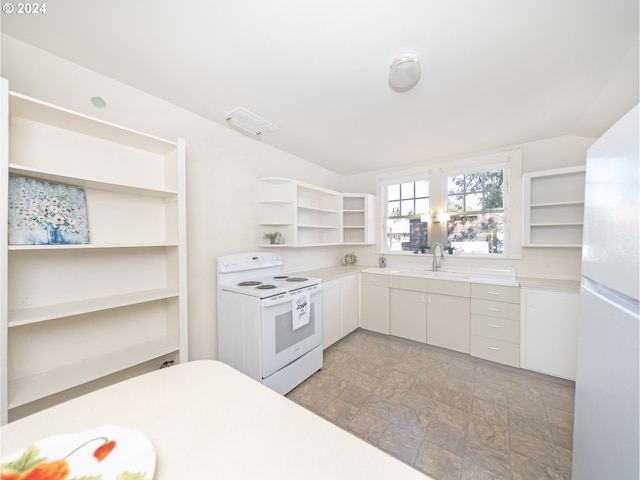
217, 252, 283, 273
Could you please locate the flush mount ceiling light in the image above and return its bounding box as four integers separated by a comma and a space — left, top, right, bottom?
388, 54, 421, 93
225, 106, 280, 137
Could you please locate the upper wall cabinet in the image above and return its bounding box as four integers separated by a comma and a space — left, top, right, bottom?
0, 79, 188, 423
257, 177, 374, 247
522, 166, 586, 247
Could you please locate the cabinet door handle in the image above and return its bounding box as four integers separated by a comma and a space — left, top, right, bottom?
421, 294, 425, 303
488, 324, 501, 328
488, 346, 500, 351
488, 308, 500, 312
488, 291, 501, 296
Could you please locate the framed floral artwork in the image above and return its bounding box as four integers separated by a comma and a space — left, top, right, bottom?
8, 175, 90, 245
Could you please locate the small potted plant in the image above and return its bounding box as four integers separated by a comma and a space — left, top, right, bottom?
446, 245, 455, 255
414, 244, 429, 254
263, 231, 281, 245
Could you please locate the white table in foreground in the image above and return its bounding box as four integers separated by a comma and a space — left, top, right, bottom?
1, 360, 430, 479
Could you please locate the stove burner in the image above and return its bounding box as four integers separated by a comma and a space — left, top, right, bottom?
238, 281, 262, 286
286, 277, 309, 282
256, 284, 277, 289
273, 275, 289, 280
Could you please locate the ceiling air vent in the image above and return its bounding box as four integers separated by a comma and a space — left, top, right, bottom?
225, 107, 280, 136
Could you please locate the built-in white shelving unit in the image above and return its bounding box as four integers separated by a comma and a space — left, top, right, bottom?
257, 178, 374, 247
342, 193, 374, 245
0, 78, 188, 423
522, 165, 586, 247
296, 182, 342, 245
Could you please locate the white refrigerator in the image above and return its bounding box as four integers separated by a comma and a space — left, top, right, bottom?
572, 104, 639, 479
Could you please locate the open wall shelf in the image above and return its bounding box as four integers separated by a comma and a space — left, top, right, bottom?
0, 79, 188, 423
523, 166, 586, 247
257, 177, 374, 247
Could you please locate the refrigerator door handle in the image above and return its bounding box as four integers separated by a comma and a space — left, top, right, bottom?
582, 277, 640, 317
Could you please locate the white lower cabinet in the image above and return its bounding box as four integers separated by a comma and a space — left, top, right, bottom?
521, 288, 579, 380
360, 274, 390, 335
360, 272, 579, 380
424, 279, 471, 353
322, 273, 360, 349
390, 289, 426, 343
363, 274, 472, 351
428, 293, 471, 353
322, 279, 343, 348
342, 273, 360, 335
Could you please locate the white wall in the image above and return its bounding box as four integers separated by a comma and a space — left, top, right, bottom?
1, 35, 345, 361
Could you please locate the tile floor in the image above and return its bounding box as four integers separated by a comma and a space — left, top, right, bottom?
287, 329, 575, 480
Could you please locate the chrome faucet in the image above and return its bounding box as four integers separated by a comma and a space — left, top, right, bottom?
432, 243, 445, 271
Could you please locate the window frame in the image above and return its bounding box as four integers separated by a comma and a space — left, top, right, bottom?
379, 171, 431, 253
443, 164, 507, 255
387, 180, 430, 218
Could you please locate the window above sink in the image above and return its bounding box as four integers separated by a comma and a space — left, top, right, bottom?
378, 150, 522, 259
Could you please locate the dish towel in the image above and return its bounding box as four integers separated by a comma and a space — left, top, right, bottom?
292, 293, 311, 330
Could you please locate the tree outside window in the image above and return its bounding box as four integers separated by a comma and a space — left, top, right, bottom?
447, 170, 504, 254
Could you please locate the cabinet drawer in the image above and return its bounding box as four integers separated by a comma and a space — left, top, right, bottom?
471, 284, 520, 303
471, 336, 520, 367
471, 299, 520, 320
471, 314, 520, 344
362, 273, 390, 287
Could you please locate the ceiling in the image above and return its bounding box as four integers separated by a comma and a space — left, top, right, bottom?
2, 0, 638, 175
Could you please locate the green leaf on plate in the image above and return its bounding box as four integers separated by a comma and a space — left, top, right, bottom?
118, 472, 148, 480
1, 445, 47, 473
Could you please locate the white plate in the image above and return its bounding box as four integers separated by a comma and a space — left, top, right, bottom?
1, 425, 155, 479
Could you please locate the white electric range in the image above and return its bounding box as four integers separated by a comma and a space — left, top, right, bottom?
216, 252, 323, 394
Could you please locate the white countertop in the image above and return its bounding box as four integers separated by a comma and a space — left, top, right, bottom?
292, 264, 365, 281
362, 265, 520, 287
516, 275, 581, 292
1, 360, 430, 479
292, 263, 582, 291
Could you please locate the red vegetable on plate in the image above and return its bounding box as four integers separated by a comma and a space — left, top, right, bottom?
93, 440, 116, 462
